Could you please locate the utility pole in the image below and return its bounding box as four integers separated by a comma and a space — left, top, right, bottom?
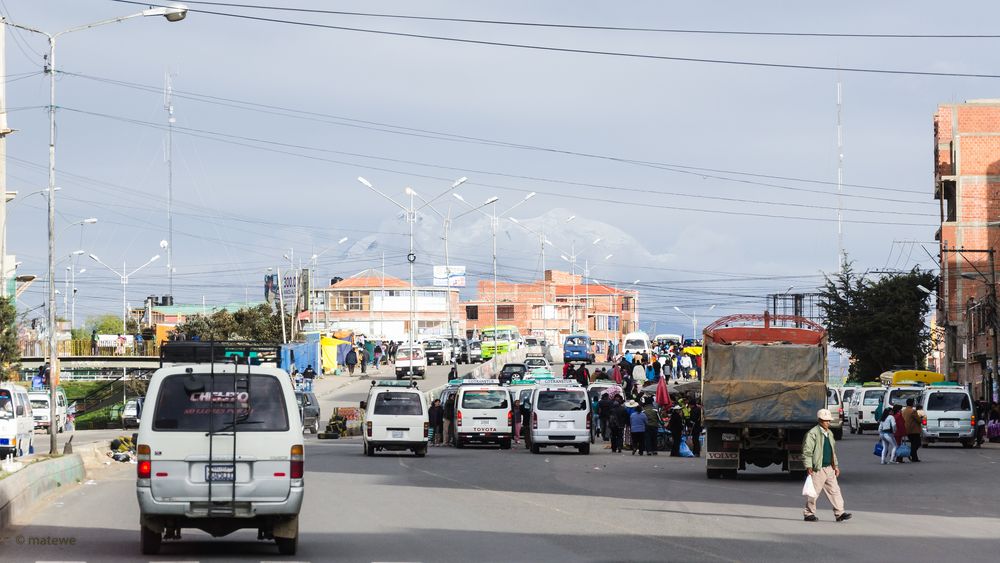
0, 24, 11, 300
164, 72, 175, 297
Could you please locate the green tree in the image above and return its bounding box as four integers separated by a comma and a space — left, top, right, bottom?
174, 304, 287, 342
0, 296, 20, 381
819, 263, 937, 382
81, 314, 138, 336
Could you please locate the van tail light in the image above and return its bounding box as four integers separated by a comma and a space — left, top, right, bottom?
137, 444, 151, 479
290, 444, 304, 479
507, 410, 513, 427
972, 415, 976, 425
366, 421, 372, 437
532, 411, 537, 430
457, 411, 463, 427
838, 407, 844, 416
921, 416, 927, 426
586, 414, 591, 430
424, 422, 429, 438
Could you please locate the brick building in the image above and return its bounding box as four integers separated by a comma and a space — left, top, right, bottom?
462, 269, 638, 353
934, 99, 1000, 400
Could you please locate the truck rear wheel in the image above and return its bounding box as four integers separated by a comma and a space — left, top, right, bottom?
706, 468, 722, 479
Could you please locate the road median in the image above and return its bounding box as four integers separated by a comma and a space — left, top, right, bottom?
0, 453, 85, 530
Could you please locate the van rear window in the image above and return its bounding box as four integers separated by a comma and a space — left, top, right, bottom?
537, 391, 587, 411
926, 392, 971, 412
152, 373, 289, 432
462, 390, 508, 409
373, 392, 423, 415
888, 389, 922, 407
862, 391, 884, 406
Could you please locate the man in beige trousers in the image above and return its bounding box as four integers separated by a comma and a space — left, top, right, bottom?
802, 408, 853, 522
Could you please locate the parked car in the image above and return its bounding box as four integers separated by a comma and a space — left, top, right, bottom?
122, 397, 145, 430
0, 383, 34, 459
296, 391, 321, 434
29, 387, 68, 432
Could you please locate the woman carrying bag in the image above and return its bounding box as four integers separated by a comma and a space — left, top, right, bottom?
878, 409, 897, 464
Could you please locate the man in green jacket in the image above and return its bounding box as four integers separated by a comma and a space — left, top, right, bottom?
802, 409, 852, 522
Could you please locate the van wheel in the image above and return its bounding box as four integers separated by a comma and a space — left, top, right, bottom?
530, 444, 541, 454
310, 420, 320, 434
140, 524, 162, 555
414, 445, 427, 457
364, 442, 375, 457
961, 440, 973, 448
856, 427, 863, 435
849, 425, 856, 434
578, 443, 590, 455
455, 439, 465, 449
832, 428, 843, 440
499, 438, 512, 450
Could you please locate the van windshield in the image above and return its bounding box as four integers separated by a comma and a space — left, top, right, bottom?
625, 339, 645, 349
0, 391, 12, 418
927, 392, 971, 412
30, 399, 49, 409
462, 390, 508, 409
862, 390, 885, 406
537, 390, 587, 411
827, 389, 839, 404
842, 389, 855, 403
152, 373, 289, 432
373, 392, 423, 415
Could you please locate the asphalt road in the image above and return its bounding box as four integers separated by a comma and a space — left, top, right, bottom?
6, 368, 1000, 562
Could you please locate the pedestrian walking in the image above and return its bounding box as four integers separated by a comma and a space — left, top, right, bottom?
302, 364, 316, 392
878, 408, 897, 464
802, 409, 852, 523
668, 405, 685, 456
689, 399, 703, 457
513, 399, 522, 444
632, 360, 647, 387
345, 347, 358, 375
679, 354, 693, 379
892, 405, 907, 462
643, 398, 663, 455
609, 396, 628, 453
90, 329, 98, 355
520, 399, 531, 447
598, 393, 613, 441
359, 347, 368, 375
373, 343, 383, 368
902, 398, 922, 462
428, 399, 444, 446
443, 395, 456, 446
629, 401, 647, 456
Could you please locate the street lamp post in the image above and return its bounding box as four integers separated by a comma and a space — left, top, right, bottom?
454, 191, 535, 354
4, 5, 187, 455
89, 253, 161, 333
673, 305, 717, 341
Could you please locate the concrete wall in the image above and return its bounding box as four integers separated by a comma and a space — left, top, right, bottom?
0, 454, 85, 530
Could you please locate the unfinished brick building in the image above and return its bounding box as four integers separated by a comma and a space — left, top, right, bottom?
935, 99, 1000, 400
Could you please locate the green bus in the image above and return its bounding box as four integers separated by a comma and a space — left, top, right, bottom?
480, 325, 522, 360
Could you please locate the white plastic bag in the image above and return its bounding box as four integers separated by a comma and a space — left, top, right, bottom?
802, 474, 817, 498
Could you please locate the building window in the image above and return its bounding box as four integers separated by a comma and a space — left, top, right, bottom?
608, 316, 620, 331
595, 315, 608, 331
497, 305, 515, 320
347, 291, 364, 311
466, 305, 479, 320
622, 297, 634, 312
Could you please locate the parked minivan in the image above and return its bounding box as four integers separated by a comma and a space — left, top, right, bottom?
363, 380, 428, 457
529, 380, 591, 454
825, 387, 844, 440
136, 343, 303, 556
920, 384, 975, 447
0, 383, 34, 459
455, 379, 513, 449
848, 385, 885, 435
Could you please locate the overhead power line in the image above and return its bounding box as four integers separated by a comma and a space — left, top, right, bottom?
109, 0, 1000, 79
116, 0, 1000, 39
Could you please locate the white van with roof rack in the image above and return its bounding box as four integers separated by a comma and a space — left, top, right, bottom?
455, 379, 513, 449
136, 342, 303, 556
363, 380, 429, 457
528, 379, 591, 454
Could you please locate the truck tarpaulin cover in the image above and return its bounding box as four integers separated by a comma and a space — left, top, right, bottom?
703, 342, 826, 424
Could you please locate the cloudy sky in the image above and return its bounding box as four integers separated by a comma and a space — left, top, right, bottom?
3, 0, 993, 335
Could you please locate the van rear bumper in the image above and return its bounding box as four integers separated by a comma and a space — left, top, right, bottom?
136, 484, 303, 518
532, 430, 588, 445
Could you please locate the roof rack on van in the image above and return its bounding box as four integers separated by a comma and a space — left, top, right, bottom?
861, 382, 883, 387
930, 381, 962, 387
160, 341, 281, 367
370, 380, 419, 388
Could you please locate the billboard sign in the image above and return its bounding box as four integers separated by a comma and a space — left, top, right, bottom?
433, 265, 466, 287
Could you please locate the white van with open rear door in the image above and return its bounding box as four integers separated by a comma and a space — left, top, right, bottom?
455, 379, 513, 449
136, 342, 303, 556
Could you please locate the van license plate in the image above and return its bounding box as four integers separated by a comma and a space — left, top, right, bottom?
392, 430, 403, 439
206, 465, 235, 482
941, 421, 957, 428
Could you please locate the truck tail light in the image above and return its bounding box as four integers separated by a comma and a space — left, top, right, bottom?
137, 444, 151, 479
457, 411, 463, 427
424, 422, 429, 438
290, 444, 304, 479
366, 421, 372, 437
532, 411, 537, 430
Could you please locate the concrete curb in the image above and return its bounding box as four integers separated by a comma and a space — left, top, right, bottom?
0, 454, 85, 530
